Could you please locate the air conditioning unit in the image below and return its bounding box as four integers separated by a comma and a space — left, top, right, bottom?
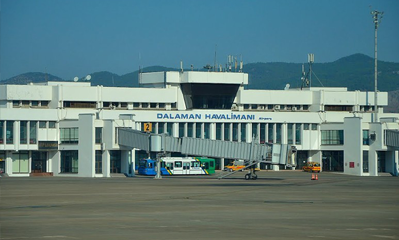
292, 107, 297, 111
274, 105, 280, 110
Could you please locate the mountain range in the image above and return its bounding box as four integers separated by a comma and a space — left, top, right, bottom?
1, 53, 398, 112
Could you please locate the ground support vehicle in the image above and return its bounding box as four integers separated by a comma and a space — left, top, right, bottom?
302, 162, 321, 173
138, 157, 215, 176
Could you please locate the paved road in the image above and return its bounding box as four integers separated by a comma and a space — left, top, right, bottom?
1, 171, 398, 240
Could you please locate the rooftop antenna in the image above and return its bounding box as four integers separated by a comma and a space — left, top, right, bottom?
300, 64, 307, 90
371, 8, 383, 123
228, 55, 232, 72
180, 61, 184, 73
214, 44, 217, 72
308, 53, 314, 87
234, 57, 238, 72
138, 52, 142, 87
239, 55, 243, 72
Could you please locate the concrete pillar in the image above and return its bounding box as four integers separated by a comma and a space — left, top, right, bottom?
51, 151, 60, 176
220, 158, 225, 170
344, 117, 362, 176
369, 122, 382, 176
369, 148, 378, 176
394, 151, 399, 177
103, 150, 110, 177
78, 114, 95, 177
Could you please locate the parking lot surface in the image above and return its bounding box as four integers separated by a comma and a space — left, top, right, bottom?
1, 171, 398, 240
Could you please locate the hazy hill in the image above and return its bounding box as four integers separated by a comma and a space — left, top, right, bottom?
245, 54, 399, 91
1, 54, 398, 112
1, 72, 63, 85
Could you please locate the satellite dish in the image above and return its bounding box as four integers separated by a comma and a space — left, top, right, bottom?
73, 77, 79, 82
85, 75, 92, 81
284, 84, 290, 90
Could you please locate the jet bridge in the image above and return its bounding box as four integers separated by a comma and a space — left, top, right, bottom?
118, 128, 296, 179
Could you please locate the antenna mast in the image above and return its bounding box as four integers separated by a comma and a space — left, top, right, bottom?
308, 53, 314, 87
371, 9, 383, 123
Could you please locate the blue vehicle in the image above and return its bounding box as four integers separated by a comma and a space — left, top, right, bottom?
138, 159, 169, 176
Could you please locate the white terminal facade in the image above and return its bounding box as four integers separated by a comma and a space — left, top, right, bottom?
0, 70, 398, 177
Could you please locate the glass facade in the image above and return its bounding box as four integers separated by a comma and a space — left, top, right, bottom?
0, 121, 3, 144
287, 123, 293, 144
321, 130, 344, 145
29, 121, 37, 144
110, 150, 121, 173
241, 123, 246, 142
158, 122, 165, 134
32, 151, 47, 173
232, 123, 238, 141
216, 123, 222, 140
6, 121, 13, 144
196, 123, 201, 138
12, 152, 29, 173
295, 124, 301, 145
39, 121, 47, 128
20, 121, 28, 144
322, 151, 344, 172
95, 150, 102, 174
61, 150, 78, 173
166, 123, 173, 135
363, 130, 369, 145
179, 123, 185, 137
95, 127, 102, 144
187, 123, 194, 137
268, 124, 273, 143
363, 151, 369, 173
60, 128, 78, 144
260, 123, 266, 143
204, 123, 210, 139
252, 123, 258, 143
224, 123, 230, 141
276, 124, 282, 144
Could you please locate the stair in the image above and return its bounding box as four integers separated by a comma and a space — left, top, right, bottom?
30, 172, 53, 177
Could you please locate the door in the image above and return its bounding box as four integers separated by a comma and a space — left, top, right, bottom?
173, 161, 183, 174
110, 151, 121, 173
32, 152, 47, 173
183, 162, 190, 175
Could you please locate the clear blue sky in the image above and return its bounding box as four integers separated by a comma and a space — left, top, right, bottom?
1, 0, 398, 80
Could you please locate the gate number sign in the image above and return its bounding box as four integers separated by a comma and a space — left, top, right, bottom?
144, 123, 152, 132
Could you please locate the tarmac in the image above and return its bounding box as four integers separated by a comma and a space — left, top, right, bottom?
0, 170, 398, 240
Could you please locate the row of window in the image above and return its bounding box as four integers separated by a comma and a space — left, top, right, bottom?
61, 150, 120, 174
61, 101, 176, 110
10, 100, 377, 113
0, 121, 56, 144
243, 104, 309, 111
139, 122, 321, 145
0, 122, 370, 147
13, 100, 49, 108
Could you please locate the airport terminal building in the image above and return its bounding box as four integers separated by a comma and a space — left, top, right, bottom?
0, 70, 398, 177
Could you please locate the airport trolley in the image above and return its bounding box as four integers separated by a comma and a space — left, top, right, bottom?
138, 157, 215, 176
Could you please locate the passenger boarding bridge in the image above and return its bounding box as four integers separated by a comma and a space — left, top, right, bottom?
118, 128, 297, 180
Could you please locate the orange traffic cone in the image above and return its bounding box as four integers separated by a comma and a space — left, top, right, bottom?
315, 174, 318, 180
311, 174, 315, 180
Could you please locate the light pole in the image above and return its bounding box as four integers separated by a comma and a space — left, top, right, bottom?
371, 10, 383, 122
